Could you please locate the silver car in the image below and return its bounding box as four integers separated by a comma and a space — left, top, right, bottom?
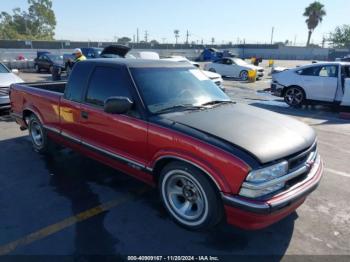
0, 63, 24, 110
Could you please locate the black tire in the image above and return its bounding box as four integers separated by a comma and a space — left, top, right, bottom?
239, 70, 249, 81
159, 161, 223, 230
284, 86, 305, 108
28, 114, 51, 154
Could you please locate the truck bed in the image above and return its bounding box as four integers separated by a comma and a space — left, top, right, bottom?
21, 81, 67, 94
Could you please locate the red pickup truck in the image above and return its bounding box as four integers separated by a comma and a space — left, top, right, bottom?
10, 59, 323, 230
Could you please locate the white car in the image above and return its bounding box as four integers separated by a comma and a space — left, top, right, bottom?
162, 56, 225, 91
0, 63, 24, 110
203, 57, 264, 80
271, 62, 350, 107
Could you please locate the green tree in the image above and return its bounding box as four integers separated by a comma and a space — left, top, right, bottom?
303, 1, 326, 47
117, 37, 132, 44
329, 25, 350, 48
0, 0, 56, 40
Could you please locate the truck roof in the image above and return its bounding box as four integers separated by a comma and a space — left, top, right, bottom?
81, 58, 192, 68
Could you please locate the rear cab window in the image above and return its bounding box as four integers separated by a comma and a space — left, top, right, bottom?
64, 62, 93, 102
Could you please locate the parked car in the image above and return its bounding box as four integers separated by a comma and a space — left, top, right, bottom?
204, 58, 264, 80
196, 48, 236, 62
34, 53, 65, 73
10, 59, 323, 230
335, 55, 350, 62
271, 62, 350, 107
0, 63, 24, 110
162, 56, 225, 91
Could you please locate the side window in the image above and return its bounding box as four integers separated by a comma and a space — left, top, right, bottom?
299, 66, 321, 76
85, 66, 132, 107
318, 65, 338, 77
64, 63, 92, 102
223, 59, 232, 65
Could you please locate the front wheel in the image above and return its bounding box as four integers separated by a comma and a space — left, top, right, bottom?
159, 161, 223, 230
284, 86, 305, 107
239, 70, 249, 81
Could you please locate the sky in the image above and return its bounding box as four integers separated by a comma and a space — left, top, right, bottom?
1, 0, 349, 45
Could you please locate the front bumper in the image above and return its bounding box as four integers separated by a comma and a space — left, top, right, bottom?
257, 71, 264, 78
0, 96, 10, 110
271, 82, 284, 97
222, 155, 323, 230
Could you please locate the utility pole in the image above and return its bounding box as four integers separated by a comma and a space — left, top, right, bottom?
185, 30, 190, 45
270, 27, 274, 45
136, 28, 139, 43
144, 30, 149, 43
294, 35, 297, 46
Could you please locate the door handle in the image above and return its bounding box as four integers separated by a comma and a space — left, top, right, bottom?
81, 111, 89, 119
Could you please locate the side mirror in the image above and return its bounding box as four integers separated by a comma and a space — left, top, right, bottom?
104, 97, 133, 114
12, 69, 19, 74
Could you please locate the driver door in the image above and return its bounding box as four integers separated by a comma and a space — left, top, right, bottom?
220, 58, 234, 77
78, 65, 149, 169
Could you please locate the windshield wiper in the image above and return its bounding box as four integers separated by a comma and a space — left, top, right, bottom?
200, 100, 233, 107
154, 104, 205, 114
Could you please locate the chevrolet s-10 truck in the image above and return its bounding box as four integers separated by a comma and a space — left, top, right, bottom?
10, 59, 323, 230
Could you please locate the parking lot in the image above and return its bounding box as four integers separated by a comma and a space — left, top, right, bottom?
0, 63, 350, 258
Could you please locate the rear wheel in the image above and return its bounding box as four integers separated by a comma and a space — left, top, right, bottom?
28, 114, 51, 154
284, 86, 305, 107
159, 161, 223, 230
35, 64, 40, 73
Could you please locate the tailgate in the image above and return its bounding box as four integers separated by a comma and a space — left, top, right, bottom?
10, 83, 63, 133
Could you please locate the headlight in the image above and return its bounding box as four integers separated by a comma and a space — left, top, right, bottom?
239, 161, 288, 198
246, 161, 288, 183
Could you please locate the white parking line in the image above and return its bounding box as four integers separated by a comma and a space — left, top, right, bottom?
325, 168, 350, 178
318, 141, 350, 154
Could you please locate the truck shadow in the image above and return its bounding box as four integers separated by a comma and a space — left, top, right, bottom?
0, 136, 295, 258
43, 147, 295, 258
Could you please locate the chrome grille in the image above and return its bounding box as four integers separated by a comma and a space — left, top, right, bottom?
0, 87, 9, 96
288, 142, 317, 172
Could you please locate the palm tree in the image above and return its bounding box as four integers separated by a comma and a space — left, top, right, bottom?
303, 1, 326, 47
174, 30, 180, 44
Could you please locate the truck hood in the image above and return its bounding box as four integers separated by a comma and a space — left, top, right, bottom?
163, 103, 316, 164
0, 73, 24, 88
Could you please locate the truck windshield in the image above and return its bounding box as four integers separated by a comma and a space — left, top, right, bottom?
131, 67, 230, 114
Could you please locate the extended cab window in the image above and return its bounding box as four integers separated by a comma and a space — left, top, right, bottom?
85, 66, 132, 107
64, 62, 92, 102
